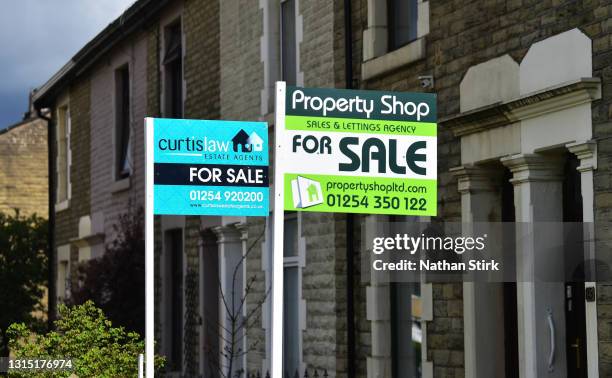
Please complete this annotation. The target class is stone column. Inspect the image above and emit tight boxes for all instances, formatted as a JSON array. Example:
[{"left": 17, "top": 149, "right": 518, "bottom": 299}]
[
  {"left": 199, "top": 230, "right": 219, "bottom": 377},
  {"left": 501, "top": 154, "right": 566, "bottom": 378},
  {"left": 213, "top": 224, "right": 245, "bottom": 376},
  {"left": 567, "top": 140, "right": 599, "bottom": 378},
  {"left": 235, "top": 222, "right": 249, "bottom": 373},
  {"left": 365, "top": 215, "right": 392, "bottom": 377},
  {"left": 451, "top": 165, "right": 506, "bottom": 378}
]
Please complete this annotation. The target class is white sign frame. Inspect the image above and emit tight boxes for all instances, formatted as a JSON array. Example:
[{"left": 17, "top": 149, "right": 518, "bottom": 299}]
[
  {"left": 271, "top": 81, "right": 286, "bottom": 378},
  {"left": 145, "top": 107, "right": 284, "bottom": 376},
  {"left": 145, "top": 118, "right": 154, "bottom": 377}
]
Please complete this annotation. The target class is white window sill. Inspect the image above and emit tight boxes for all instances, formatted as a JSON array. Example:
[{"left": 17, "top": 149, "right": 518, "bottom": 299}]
[
  {"left": 55, "top": 199, "right": 70, "bottom": 213},
  {"left": 362, "top": 37, "right": 426, "bottom": 81},
  {"left": 111, "top": 176, "right": 131, "bottom": 194}
]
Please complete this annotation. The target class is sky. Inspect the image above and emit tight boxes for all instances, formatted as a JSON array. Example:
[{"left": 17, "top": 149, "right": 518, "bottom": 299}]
[{"left": 0, "top": 0, "right": 135, "bottom": 128}]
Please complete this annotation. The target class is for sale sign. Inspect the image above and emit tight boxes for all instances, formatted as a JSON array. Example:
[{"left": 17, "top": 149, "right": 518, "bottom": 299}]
[
  {"left": 279, "top": 86, "right": 437, "bottom": 216},
  {"left": 148, "top": 118, "right": 269, "bottom": 216}
]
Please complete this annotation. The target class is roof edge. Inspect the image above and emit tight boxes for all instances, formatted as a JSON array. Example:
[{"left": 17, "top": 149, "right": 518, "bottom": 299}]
[{"left": 33, "top": 0, "right": 169, "bottom": 109}]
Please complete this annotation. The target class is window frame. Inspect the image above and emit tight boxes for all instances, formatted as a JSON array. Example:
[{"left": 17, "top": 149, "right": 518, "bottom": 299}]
[
  {"left": 55, "top": 101, "right": 71, "bottom": 209},
  {"left": 282, "top": 212, "right": 305, "bottom": 375},
  {"left": 362, "top": 0, "right": 429, "bottom": 80},
  {"left": 162, "top": 18, "right": 184, "bottom": 119},
  {"left": 164, "top": 227, "right": 184, "bottom": 373},
  {"left": 280, "top": 0, "right": 297, "bottom": 86},
  {"left": 56, "top": 244, "right": 71, "bottom": 303},
  {"left": 390, "top": 282, "right": 423, "bottom": 378},
  {"left": 387, "top": 0, "right": 419, "bottom": 52},
  {"left": 113, "top": 63, "right": 131, "bottom": 181}
]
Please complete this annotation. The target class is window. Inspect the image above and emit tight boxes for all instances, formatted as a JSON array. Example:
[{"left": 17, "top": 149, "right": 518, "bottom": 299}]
[
  {"left": 164, "top": 21, "right": 183, "bottom": 118},
  {"left": 283, "top": 214, "right": 298, "bottom": 257},
  {"left": 501, "top": 169, "right": 519, "bottom": 378},
  {"left": 115, "top": 65, "right": 131, "bottom": 180},
  {"left": 56, "top": 245, "right": 71, "bottom": 303},
  {"left": 387, "top": 0, "right": 418, "bottom": 51},
  {"left": 283, "top": 213, "right": 301, "bottom": 375},
  {"left": 57, "top": 260, "right": 70, "bottom": 301},
  {"left": 283, "top": 266, "right": 299, "bottom": 375},
  {"left": 390, "top": 283, "right": 422, "bottom": 378},
  {"left": 280, "top": 0, "right": 296, "bottom": 85},
  {"left": 165, "top": 229, "right": 184, "bottom": 372},
  {"left": 56, "top": 105, "right": 70, "bottom": 203}
]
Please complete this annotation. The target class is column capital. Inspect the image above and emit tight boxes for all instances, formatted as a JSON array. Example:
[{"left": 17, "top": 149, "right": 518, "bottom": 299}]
[
  {"left": 199, "top": 229, "right": 217, "bottom": 248},
  {"left": 567, "top": 140, "right": 597, "bottom": 172},
  {"left": 500, "top": 154, "right": 563, "bottom": 184},
  {"left": 212, "top": 224, "right": 242, "bottom": 243},
  {"left": 450, "top": 165, "right": 502, "bottom": 194},
  {"left": 234, "top": 222, "right": 249, "bottom": 241}
]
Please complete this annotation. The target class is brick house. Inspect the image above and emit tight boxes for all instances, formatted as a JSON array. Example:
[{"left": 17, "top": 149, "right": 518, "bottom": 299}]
[
  {"left": 0, "top": 95, "right": 48, "bottom": 218},
  {"left": 32, "top": 0, "right": 612, "bottom": 377}
]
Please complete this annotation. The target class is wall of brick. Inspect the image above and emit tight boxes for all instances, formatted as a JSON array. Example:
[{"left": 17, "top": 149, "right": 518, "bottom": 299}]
[
  {"left": 345, "top": 0, "right": 612, "bottom": 376},
  {"left": 42, "top": 0, "right": 612, "bottom": 375},
  {"left": 298, "top": 2, "right": 349, "bottom": 375},
  {"left": 52, "top": 79, "right": 91, "bottom": 292},
  {"left": 146, "top": 23, "right": 161, "bottom": 119},
  {"left": 217, "top": 0, "right": 351, "bottom": 374},
  {"left": 586, "top": 3, "right": 612, "bottom": 374},
  {"left": 183, "top": 0, "right": 221, "bottom": 370},
  {"left": 0, "top": 119, "right": 48, "bottom": 217},
  {"left": 218, "top": 0, "right": 267, "bottom": 373},
  {"left": 300, "top": 0, "right": 337, "bottom": 88},
  {"left": 345, "top": 0, "right": 463, "bottom": 374},
  {"left": 184, "top": 0, "right": 220, "bottom": 121},
  {"left": 89, "top": 33, "right": 148, "bottom": 243},
  {"left": 245, "top": 218, "right": 268, "bottom": 372},
  {"left": 219, "top": 0, "right": 263, "bottom": 121},
  {"left": 145, "top": 16, "right": 163, "bottom": 349}
]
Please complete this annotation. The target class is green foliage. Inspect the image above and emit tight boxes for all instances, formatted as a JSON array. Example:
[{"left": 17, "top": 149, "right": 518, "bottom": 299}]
[
  {"left": 7, "top": 301, "right": 164, "bottom": 377},
  {"left": 0, "top": 210, "right": 48, "bottom": 355},
  {"left": 70, "top": 207, "right": 145, "bottom": 337}
]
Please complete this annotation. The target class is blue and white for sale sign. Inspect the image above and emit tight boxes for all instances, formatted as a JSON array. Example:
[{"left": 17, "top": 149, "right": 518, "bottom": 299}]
[{"left": 148, "top": 118, "right": 269, "bottom": 216}]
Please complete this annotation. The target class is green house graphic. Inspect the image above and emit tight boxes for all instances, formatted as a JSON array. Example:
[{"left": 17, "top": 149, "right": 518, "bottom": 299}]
[
  {"left": 307, "top": 183, "right": 319, "bottom": 201},
  {"left": 291, "top": 176, "right": 323, "bottom": 209}
]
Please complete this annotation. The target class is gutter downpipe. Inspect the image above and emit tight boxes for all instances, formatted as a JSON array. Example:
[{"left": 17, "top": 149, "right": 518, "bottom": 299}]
[
  {"left": 344, "top": 0, "right": 356, "bottom": 376},
  {"left": 37, "top": 107, "right": 56, "bottom": 329}
]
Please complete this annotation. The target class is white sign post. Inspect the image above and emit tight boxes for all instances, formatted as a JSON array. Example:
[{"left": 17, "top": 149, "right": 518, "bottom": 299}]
[
  {"left": 145, "top": 118, "right": 154, "bottom": 377},
  {"left": 271, "top": 81, "right": 286, "bottom": 378},
  {"left": 144, "top": 117, "right": 270, "bottom": 377}
]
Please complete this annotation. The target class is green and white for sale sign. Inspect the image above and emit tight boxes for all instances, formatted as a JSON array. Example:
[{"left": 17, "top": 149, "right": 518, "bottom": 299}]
[{"left": 279, "top": 86, "right": 437, "bottom": 216}]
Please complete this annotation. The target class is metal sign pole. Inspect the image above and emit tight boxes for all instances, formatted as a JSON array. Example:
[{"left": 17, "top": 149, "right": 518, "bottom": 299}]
[
  {"left": 271, "top": 81, "right": 286, "bottom": 378},
  {"left": 138, "top": 353, "right": 144, "bottom": 378},
  {"left": 145, "top": 118, "right": 155, "bottom": 377}
]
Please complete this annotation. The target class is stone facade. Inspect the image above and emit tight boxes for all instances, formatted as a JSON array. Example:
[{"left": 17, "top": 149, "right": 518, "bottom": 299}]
[
  {"left": 34, "top": 0, "right": 612, "bottom": 377},
  {"left": 344, "top": 1, "right": 612, "bottom": 377},
  {"left": 0, "top": 117, "right": 48, "bottom": 217},
  {"left": 183, "top": 0, "right": 221, "bottom": 372},
  {"left": 89, "top": 31, "right": 148, "bottom": 246},
  {"left": 53, "top": 79, "right": 92, "bottom": 294}
]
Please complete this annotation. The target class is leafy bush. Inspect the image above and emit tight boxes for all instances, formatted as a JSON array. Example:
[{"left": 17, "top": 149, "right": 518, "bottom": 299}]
[
  {"left": 0, "top": 210, "right": 47, "bottom": 355},
  {"left": 70, "top": 207, "right": 145, "bottom": 337},
  {"left": 7, "top": 301, "right": 163, "bottom": 377}
]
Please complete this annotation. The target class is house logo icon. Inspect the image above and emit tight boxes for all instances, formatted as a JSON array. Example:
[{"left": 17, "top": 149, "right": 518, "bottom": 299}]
[
  {"left": 291, "top": 176, "right": 323, "bottom": 209},
  {"left": 231, "top": 129, "right": 264, "bottom": 153}
]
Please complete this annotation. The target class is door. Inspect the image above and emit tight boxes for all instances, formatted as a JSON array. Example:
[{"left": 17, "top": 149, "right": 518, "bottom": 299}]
[
  {"left": 565, "top": 282, "right": 587, "bottom": 377},
  {"left": 563, "top": 154, "right": 588, "bottom": 377}
]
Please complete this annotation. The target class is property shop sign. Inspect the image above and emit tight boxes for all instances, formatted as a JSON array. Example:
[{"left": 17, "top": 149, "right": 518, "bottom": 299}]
[
  {"left": 147, "top": 118, "right": 269, "bottom": 216},
  {"left": 278, "top": 86, "right": 437, "bottom": 215}
]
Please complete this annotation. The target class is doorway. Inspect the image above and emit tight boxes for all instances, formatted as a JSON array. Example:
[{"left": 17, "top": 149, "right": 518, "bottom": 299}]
[
  {"left": 501, "top": 168, "right": 519, "bottom": 377},
  {"left": 563, "top": 154, "right": 588, "bottom": 377}
]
